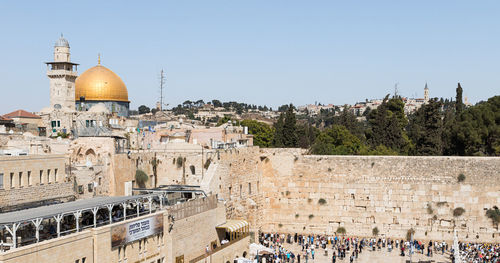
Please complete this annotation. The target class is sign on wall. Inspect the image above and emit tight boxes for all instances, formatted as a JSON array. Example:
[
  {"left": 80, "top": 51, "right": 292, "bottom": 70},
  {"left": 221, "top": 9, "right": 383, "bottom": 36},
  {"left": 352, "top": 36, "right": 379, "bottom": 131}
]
[{"left": 111, "top": 214, "right": 163, "bottom": 248}]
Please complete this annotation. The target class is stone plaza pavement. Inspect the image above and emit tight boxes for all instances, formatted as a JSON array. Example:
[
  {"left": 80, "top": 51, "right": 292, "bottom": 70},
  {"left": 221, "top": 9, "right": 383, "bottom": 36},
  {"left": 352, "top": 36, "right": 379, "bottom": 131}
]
[{"left": 280, "top": 243, "right": 451, "bottom": 263}]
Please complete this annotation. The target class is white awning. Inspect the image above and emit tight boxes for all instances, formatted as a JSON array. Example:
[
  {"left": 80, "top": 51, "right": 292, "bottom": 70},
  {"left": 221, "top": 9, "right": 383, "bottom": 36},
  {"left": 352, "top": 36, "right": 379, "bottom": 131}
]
[{"left": 216, "top": 219, "right": 249, "bottom": 232}]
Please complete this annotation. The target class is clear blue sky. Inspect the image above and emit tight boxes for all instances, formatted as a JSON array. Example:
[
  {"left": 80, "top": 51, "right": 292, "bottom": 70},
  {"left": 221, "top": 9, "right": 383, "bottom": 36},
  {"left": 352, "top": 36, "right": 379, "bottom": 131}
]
[{"left": 0, "top": 0, "right": 499, "bottom": 113}]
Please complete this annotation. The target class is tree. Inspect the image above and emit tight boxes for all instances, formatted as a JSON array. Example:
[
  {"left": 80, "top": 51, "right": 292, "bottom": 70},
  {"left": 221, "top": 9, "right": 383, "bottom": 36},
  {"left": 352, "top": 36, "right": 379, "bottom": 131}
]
[
  {"left": 408, "top": 98, "right": 444, "bottom": 155},
  {"left": 296, "top": 123, "right": 317, "bottom": 149},
  {"left": 241, "top": 120, "right": 274, "bottom": 148},
  {"left": 272, "top": 114, "right": 285, "bottom": 147},
  {"left": 456, "top": 83, "right": 464, "bottom": 114},
  {"left": 138, "top": 105, "right": 150, "bottom": 114},
  {"left": 282, "top": 104, "right": 298, "bottom": 147},
  {"left": 211, "top": 99, "right": 222, "bottom": 108},
  {"left": 366, "top": 95, "right": 412, "bottom": 154},
  {"left": 310, "top": 125, "right": 366, "bottom": 155}
]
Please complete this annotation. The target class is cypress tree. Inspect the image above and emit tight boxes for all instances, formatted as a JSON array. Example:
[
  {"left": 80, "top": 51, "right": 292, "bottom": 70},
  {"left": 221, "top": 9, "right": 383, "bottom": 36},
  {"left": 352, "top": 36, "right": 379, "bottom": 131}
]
[{"left": 282, "top": 104, "right": 298, "bottom": 147}]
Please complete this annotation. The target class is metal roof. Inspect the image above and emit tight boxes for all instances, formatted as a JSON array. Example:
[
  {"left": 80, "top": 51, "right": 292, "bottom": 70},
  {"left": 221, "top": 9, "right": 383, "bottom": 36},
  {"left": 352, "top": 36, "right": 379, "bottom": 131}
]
[{"left": 0, "top": 194, "right": 155, "bottom": 225}]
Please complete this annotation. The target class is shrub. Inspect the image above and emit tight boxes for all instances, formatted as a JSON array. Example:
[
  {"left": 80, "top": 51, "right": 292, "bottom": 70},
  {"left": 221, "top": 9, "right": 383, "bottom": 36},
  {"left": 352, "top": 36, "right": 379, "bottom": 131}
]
[
  {"left": 135, "top": 169, "right": 149, "bottom": 188},
  {"left": 318, "top": 198, "right": 327, "bottom": 205},
  {"left": 285, "top": 191, "right": 290, "bottom": 196},
  {"left": 406, "top": 228, "right": 415, "bottom": 240},
  {"left": 486, "top": 207, "right": 500, "bottom": 229},
  {"left": 336, "top": 227, "right": 346, "bottom": 235},
  {"left": 295, "top": 214, "right": 299, "bottom": 219},
  {"left": 176, "top": 156, "right": 183, "bottom": 168},
  {"left": 308, "top": 214, "right": 314, "bottom": 220},
  {"left": 457, "top": 173, "right": 466, "bottom": 183},
  {"left": 57, "top": 132, "right": 69, "bottom": 138},
  {"left": 427, "top": 203, "right": 434, "bottom": 214},
  {"left": 372, "top": 227, "right": 379, "bottom": 236},
  {"left": 437, "top": 201, "right": 447, "bottom": 207},
  {"left": 278, "top": 223, "right": 283, "bottom": 228},
  {"left": 453, "top": 207, "right": 466, "bottom": 217},
  {"left": 204, "top": 158, "right": 212, "bottom": 169}
]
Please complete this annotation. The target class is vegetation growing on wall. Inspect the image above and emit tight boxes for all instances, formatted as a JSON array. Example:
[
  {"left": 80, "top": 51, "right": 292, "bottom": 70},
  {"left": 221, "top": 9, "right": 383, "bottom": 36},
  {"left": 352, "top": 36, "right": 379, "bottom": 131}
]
[
  {"left": 453, "top": 207, "right": 466, "bottom": 217},
  {"left": 457, "top": 173, "right": 466, "bottom": 183},
  {"left": 135, "top": 169, "right": 148, "bottom": 188},
  {"left": 486, "top": 206, "right": 500, "bottom": 229}
]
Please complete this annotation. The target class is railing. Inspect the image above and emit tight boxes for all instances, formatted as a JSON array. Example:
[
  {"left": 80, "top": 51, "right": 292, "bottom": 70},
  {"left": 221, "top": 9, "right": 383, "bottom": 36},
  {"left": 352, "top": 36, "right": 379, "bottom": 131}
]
[
  {"left": 189, "top": 233, "right": 250, "bottom": 263},
  {"left": 167, "top": 195, "right": 217, "bottom": 220}
]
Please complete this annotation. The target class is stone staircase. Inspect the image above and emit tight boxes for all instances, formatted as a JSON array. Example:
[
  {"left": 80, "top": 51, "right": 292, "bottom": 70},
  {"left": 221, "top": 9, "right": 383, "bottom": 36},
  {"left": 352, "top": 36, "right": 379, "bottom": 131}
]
[{"left": 200, "top": 161, "right": 219, "bottom": 195}]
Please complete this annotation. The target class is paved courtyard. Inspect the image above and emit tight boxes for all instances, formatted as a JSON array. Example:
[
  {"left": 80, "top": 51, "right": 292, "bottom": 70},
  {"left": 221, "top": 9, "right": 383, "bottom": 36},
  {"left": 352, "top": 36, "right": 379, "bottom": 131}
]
[{"left": 279, "top": 242, "right": 451, "bottom": 263}]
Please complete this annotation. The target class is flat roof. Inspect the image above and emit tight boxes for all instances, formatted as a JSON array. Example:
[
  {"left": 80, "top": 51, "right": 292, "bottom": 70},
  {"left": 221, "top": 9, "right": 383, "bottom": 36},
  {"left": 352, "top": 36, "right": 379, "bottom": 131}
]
[{"left": 0, "top": 194, "right": 155, "bottom": 225}]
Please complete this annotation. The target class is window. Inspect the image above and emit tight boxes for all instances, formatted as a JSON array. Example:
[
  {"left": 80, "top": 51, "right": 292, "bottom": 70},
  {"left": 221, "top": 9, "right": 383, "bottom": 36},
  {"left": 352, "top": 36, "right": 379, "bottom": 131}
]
[
  {"left": 98, "top": 177, "right": 102, "bottom": 185},
  {"left": 248, "top": 182, "right": 251, "bottom": 195},
  {"left": 228, "top": 186, "right": 232, "bottom": 197},
  {"left": 240, "top": 184, "right": 242, "bottom": 198},
  {"left": 57, "top": 121, "right": 60, "bottom": 127},
  {"left": 0, "top": 173, "right": 3, "bottom": 189},
  {"left": 47, "top": 169, "right": 51, "bottom": 183},
  {"left": 88, "top": 183, "right": 93, "bottom": 192},
  {"left": 10, "top": 173, "right": 14, "bottom": 188},
  {"left": 54, "top": 169, "right": 58, "bottom": 182},
  {"left": 18, "top": 172, "right": 22, "bottom": 187},
  {"left": 39, "top": 170, "right": 43, "bottom": 184},
  {"left": 82, "top": 257, "right": 86, "bottom": 263},
  {"left": 28, "top": 171, "right": 31, "bottom": 186}
]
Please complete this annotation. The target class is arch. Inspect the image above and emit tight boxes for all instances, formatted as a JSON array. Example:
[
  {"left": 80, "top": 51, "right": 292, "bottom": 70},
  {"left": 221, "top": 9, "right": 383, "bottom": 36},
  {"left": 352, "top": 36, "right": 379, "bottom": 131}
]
[{"left": 85, "top": 148, "right": 97, "bottom": 164}]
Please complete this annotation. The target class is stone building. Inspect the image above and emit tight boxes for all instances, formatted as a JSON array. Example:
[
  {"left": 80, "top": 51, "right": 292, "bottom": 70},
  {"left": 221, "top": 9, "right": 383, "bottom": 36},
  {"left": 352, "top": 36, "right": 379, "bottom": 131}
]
[
  {"left": 0, "top": 194, "right": 250, "bottom": 263},
  {"left": 0, "top": 154, "right": 75, "bottom": 212}
]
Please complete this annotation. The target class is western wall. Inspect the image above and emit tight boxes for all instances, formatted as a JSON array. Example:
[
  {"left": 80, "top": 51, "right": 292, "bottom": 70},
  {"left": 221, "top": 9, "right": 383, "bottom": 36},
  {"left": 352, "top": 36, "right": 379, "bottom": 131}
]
[
  {"left": 257, "top": 149, "right": 500, "bottom": 242},
  {"left": 106, "top": 146, "right": 500, "bottom": 242}
]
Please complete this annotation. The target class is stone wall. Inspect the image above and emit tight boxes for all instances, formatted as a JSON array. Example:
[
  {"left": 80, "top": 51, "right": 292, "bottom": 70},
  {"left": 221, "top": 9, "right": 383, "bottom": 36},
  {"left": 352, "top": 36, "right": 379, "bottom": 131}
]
[
  {"left": 258, "top": 149, "right": 500, "bottom": 242},
  {"left": 0, "top": 154, "right": 75, "bottom": 211}
]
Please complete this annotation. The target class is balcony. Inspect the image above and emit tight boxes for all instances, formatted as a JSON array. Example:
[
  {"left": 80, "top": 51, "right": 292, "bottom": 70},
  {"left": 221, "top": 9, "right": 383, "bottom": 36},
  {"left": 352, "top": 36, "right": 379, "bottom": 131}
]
[{"left": 47, "top": 70, "right": 78, "bottom": 77}]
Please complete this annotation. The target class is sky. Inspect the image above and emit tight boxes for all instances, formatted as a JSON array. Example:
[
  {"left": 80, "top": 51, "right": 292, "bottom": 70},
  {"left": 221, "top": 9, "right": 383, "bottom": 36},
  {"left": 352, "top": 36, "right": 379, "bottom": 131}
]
[{"left": 0, "top": 0, "right": 499, "bottom": 113}]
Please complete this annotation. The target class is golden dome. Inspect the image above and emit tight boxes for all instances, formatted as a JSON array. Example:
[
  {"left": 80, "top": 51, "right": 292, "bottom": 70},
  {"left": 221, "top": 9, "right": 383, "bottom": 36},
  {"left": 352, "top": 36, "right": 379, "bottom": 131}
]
[{"left": 75, "top": 63, "right": 129, "bottom": 102}]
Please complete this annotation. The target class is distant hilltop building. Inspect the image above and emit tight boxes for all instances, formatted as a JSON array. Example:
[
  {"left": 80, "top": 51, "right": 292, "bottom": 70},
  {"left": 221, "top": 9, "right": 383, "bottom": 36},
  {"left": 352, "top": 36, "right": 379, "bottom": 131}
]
[{"left": 352, "top": 84, "right": 431, "bottom": 116}]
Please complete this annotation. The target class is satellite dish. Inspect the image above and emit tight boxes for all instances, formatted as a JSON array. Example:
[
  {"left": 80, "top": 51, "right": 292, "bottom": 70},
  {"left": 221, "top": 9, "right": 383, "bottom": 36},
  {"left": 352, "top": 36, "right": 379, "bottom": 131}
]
[{"left": 54, "top": 104, "right": 62, "bottom": 109}]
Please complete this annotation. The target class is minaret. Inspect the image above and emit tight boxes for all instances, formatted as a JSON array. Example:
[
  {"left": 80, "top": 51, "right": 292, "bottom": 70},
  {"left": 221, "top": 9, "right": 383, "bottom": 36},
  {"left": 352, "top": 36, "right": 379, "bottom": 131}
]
[
  {"left": 46, "top": 34, "right": 79, "bottom": 111},
  {"left": 424, "top": 83, "right": 429, "bottom": 103}
]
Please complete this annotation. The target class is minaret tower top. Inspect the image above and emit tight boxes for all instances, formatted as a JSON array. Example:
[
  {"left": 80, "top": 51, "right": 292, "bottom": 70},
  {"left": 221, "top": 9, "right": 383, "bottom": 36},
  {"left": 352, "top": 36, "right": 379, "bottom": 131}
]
[{"left": 46, "top": 34, "right": 79, "bottom": 111}]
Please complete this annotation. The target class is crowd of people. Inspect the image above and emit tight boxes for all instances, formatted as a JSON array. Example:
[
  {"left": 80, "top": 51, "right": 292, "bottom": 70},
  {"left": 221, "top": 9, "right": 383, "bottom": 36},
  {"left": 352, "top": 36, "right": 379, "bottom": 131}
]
[
  {"left": 457, "top": 242, "right": 499, "bottom": 262},
  {"left": 256, "top": 232, "right": 456, "bottom": 263}
]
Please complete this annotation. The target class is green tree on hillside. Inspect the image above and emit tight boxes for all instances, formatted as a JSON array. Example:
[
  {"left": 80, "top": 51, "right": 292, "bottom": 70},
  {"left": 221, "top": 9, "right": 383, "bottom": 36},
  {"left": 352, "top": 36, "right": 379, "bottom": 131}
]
[
  {"left": 273, "top": 114, "right": 285, "bottom": 147},
  {"left": 282, "top": 104, "right": 298, "bottom": 147},
  {"left": 310, "top": 125, "right": 365, "bottom": 155},
  {"left": 408, "top": 98, "right": 444, "bottom": 155},
  {"left": 366, "top": 95, "right": 412, "bottom": 154},
  {"left": 241, "top": 120, "right": 274, "bottom": 148}
]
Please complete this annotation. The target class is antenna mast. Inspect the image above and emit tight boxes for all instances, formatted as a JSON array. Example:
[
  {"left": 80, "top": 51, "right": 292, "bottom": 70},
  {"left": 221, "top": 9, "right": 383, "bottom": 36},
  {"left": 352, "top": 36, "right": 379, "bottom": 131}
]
[{"left": 159, "top": 69, "right": 166, "bottom": 111}]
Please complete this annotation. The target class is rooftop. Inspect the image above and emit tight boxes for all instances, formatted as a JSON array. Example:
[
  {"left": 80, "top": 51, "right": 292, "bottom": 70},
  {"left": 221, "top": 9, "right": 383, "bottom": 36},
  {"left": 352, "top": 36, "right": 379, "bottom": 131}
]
[
  {"left": 0, "top": 194, "right": 155, "bottom": 225},
  {"left": 3, "top": 110, "right": 41, "bottom": 119}
]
